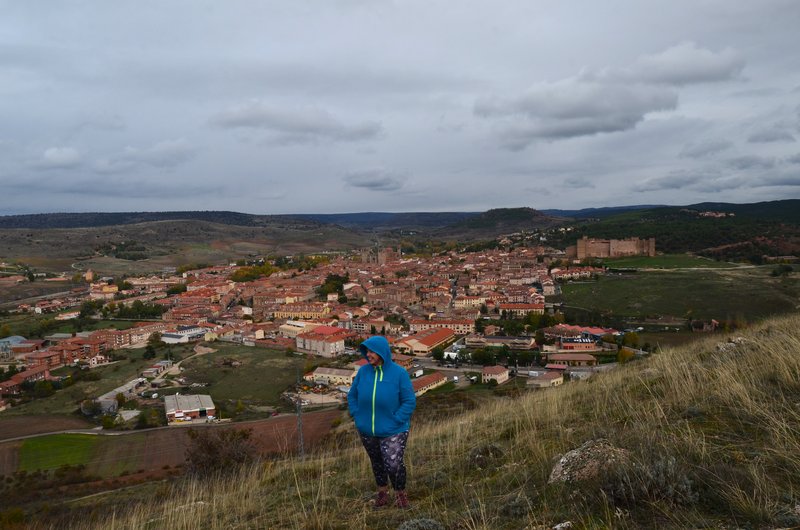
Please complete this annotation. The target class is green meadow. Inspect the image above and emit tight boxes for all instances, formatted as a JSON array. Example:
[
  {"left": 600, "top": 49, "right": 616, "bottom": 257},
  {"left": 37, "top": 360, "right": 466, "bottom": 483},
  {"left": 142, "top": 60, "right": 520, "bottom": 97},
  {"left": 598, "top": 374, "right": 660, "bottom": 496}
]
[
  {"left": 19, "top": 434, "right": 99, "bottom": 472},
  {"left": 601, "top": 254, "right": 739, "bottom": 269},
  {"left": 559, "top": 265, "right": 800, "bottom": 324}
]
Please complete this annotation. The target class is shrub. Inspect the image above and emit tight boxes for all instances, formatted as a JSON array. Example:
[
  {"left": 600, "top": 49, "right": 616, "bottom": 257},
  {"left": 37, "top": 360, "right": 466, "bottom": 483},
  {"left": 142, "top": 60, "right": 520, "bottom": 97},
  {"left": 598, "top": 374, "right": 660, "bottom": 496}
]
[
  {"left": 601, "top": 455, "right": 698, "bottom": 508},
  {"left": 184, "top": 428, "right": 256, "bottom": 478}
]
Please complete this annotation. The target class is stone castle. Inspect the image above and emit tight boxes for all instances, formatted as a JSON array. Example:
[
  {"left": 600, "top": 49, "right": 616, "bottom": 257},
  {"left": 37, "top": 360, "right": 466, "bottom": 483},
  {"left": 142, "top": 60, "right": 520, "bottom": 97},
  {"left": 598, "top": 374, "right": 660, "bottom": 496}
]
[{"left": 566, "top": 236, "right": 656, "bottom": 260}]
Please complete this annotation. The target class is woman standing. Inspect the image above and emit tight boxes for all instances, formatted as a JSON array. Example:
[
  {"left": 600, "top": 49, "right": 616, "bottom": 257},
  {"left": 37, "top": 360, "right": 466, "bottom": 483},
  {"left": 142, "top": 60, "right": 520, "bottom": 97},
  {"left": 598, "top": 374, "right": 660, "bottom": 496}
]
[{"left": 348, "top": 335, "right": 416, "bottom": 509}]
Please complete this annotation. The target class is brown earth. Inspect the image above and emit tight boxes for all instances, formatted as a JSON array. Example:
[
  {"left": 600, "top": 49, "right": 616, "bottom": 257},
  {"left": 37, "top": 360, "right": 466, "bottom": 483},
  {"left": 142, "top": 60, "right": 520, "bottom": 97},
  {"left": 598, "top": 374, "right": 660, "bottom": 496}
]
[
  {"left": 0, "top": 220, "right": 370, "bottom": 276},
  {"left": 0, "top": 409, "right": 341, "bottom": 477},
  {"left": 0, "top": 441, "right": 20, "bottom": 474},
  {"left": 0, "top": 415, "right": 94, "bottom": 441}
]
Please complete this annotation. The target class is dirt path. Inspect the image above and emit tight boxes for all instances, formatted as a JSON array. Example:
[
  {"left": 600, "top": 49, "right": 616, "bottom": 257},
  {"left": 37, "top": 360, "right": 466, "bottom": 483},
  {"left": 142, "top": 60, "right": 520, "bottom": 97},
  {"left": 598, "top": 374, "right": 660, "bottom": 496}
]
[{"left": 153, "top": 343, "right": 216, "bottom": 383}]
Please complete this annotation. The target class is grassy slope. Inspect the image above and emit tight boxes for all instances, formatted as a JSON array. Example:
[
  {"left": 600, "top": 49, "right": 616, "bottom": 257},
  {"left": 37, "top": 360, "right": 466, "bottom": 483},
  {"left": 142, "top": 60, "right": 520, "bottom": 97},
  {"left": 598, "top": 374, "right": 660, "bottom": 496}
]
[
  {"left": 560, "top": 267, "right": 800, "bottom": 323},
  {"left": 178, "top": 344, "right": 309, "bottom": 405},
  {"left": 62, "top": 312, "right": 800, "bottom": 529},
  {"left": 601, "top": 254, "right": 738, "bottom": 269}
]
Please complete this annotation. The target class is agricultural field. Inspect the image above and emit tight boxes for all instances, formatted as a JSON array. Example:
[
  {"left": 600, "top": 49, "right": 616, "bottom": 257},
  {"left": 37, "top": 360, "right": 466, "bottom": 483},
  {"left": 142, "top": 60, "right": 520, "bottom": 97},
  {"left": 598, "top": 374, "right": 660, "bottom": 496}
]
[
  {"left": 19, "top": 434, "right": 100, "bottom": 472},
  {"left": 0, "top": 281, "right": 76, "bottom": 309},
  {"left": 1, "top": 409, "right": 341, "bottom": 478},
  {"left": 601, "top": 254, "right": 740, "bottom": 269},
  {"left": 559, "top": 265, "right": 800, "bottom": 325},
  {"left": 176, "top": 343, "right": 313, "bottom": 406},
  {"left": 50, "top": 319, "right": 143, "bottom": 334}
]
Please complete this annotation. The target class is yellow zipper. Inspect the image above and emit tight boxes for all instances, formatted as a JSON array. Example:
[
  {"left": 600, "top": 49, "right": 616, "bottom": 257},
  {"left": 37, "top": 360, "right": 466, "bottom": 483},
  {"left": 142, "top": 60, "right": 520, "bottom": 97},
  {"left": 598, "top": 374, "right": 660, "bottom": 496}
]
[{"left": 371, "top": 365, "right": 383, "bottom": 435}]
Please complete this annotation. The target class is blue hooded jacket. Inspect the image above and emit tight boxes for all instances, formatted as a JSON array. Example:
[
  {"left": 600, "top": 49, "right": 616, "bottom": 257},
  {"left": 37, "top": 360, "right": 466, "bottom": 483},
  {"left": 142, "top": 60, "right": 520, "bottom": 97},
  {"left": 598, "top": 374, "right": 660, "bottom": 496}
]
[{"left": 348, "top": 336, "right": 416, "bottom": 437}]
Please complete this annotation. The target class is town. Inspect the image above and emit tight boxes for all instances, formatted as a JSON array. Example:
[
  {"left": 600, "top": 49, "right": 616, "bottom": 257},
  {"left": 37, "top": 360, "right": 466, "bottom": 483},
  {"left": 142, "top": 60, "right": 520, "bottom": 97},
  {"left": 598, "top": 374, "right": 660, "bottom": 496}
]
[{"left": 0, "top": 236, "right": 661, "bottom": 428}]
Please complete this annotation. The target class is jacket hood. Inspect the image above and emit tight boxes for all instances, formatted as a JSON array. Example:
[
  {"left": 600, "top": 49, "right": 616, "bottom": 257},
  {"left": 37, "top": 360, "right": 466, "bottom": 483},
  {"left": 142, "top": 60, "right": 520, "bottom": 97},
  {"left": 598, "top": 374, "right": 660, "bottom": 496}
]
[{"left": 359, "top": 336, "right": 392, "bottom": 365}]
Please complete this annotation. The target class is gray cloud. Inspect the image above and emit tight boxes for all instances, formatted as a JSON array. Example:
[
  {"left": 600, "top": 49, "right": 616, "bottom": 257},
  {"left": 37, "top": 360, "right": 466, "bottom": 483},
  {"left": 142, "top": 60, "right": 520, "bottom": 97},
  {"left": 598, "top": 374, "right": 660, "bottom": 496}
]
[
  {"left": 94, "top": 138, "right": 196, "bottom": 174},
  {"left": 476, "top": 79, "right": 677, "bottom": 147},
  {"left": 748, "top": 128, "right": 796, "bottom": 143},
  {"left": 343, "top": 169, "right": 405, "bottom": 191},
  {"left": 727, "top": 155, "right": 775, "bottom": 170},
  {"left": 474, "top": 42, "right": 749, "bottom": 150},
  {"left": 2, "top": 2, "right": 799, "bottom": 214},
  {"left": 680, "top": 139, "right": 733, "bottom": 158},
  {"left": 35, "top": 147, "right": 82, "bottom": 170},
  {"left": 633, "top": 171, "right": 703, "bottom": 192},
  {"left": 760, "top": 174, "right": 800, "bottom": 187},
  {"left": 210, "top": 101, "right": 382, "bottom": 144},
  {"left": 563, "top": 176, "right": 595, "bottom": 188},
  {"left": 629, "top": 42, "right": 745, "bottom": 85}
]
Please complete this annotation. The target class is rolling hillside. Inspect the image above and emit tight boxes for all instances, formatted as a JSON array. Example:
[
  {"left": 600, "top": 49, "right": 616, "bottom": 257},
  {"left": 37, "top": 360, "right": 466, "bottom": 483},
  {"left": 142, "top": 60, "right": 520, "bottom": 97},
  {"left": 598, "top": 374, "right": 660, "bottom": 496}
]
[
  {"left": 23, "top": 312, "right": 800, "bottom": 529},
  {"left": 549, "top": 200, "right": 800, "bottom": 261}
]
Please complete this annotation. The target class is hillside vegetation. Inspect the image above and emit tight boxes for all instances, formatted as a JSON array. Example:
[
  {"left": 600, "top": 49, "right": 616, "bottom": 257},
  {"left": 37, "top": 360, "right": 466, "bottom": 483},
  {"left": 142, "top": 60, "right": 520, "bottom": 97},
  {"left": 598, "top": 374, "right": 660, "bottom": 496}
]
[
  {"left": 0, "top": 219, "right": 369, "bottom": 274},
  {"left": 546, "top": 200, "right": 800, "bottom": 262},
  {"left": 47, "top": 313, "right": 800, "bottom": 529}
]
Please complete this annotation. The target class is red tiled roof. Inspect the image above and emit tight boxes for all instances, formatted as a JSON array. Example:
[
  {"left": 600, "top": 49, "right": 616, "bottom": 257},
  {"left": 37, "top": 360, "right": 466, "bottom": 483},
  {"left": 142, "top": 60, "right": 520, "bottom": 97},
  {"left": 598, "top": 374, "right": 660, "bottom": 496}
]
[
  {"left": 548, "top": 353, "right": 596, "bottom": 361},
  {"left": 412, "top": 372, "right": 446, "bottom": 391}
]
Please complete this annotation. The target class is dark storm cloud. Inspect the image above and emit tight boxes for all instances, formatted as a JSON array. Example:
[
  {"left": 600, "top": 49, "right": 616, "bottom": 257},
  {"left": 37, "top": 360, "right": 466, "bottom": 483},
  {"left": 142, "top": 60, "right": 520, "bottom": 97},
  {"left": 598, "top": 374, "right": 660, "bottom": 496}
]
[
  {"left": 210, "top": 101, "right": 382, "bottom": 144},
  {"left": 343, "top": 169, "right": 405, "bottom": 191},
  {"left": 748, "top": 128, "right": 796, "bottom": 143}
]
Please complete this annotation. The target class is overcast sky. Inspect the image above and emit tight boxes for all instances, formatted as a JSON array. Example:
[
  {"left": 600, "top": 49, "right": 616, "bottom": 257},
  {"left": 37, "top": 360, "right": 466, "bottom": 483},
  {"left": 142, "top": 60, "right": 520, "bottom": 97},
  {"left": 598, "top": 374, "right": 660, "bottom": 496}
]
[{"left": 2, "top": 0, "right": 799, "bottom": 215}]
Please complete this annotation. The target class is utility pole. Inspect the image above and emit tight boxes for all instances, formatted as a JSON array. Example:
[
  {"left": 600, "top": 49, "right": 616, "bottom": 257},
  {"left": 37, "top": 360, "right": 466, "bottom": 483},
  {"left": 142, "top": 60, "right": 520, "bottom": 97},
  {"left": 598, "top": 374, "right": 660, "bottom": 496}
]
[{"left": 295, "top": 368, "right": 304, "bottom": 458}]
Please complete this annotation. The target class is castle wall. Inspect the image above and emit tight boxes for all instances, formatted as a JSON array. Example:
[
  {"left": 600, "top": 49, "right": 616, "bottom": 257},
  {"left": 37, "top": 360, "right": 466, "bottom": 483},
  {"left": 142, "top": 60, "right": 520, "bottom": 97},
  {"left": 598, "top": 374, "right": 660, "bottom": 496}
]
[{"left": 575, "top": 237, "right": 655, "bottom": 259}]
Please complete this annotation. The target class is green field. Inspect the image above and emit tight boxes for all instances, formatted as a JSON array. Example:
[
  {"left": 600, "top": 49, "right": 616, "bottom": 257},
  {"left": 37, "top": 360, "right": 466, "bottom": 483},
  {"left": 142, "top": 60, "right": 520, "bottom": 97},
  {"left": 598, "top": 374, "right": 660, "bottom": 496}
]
[
  {"left": 602, "top": 254, "right": 740, "bottom": 269},
  {"left": 559, "top": 266, "right": 800, "bottom": 325},
  {"left": 51, "top": 319, "right": 144, "bottom": 334},
  {"left": 19, "top": 434, "right": 100, "bottom": 472},
  {"left": 178, "top": 343, "right": 311, "bottom": 405}
]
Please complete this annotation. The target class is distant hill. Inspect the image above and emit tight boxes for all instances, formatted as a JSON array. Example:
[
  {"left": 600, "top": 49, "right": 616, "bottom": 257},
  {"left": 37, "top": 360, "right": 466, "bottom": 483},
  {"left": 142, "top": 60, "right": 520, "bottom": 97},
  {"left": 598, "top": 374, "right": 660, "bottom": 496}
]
[
  {"left": 0, "top": 218, "right": 370, "bottom": 274},
  {"left": 541, "top": 205, "right": 664, "bottom": 219},
  {"left": 549, "top": 199, "right": 800, "bottom": 260},
  {"left": 291, "top": 211, "right": 480, "bottom": 229},
  {"left": 434, "top": 207, "right": 566, "bottom": 239},
  {"left": 0, "top": 210, "right": 483, "bottom": 231},
  {"left": 0, "top": 211, "right": 276, "bottom": 229},
  {"left": 685, "top": 200, "right": 800, "bottom": 223}
]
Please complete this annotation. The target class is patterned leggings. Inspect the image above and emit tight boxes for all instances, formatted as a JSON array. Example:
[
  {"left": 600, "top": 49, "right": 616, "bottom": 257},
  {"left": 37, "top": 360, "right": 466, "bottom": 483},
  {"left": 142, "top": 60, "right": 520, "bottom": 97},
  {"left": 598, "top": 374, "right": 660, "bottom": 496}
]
[{"left": 359, "top": 431, "right": 409, "bottom": 491}]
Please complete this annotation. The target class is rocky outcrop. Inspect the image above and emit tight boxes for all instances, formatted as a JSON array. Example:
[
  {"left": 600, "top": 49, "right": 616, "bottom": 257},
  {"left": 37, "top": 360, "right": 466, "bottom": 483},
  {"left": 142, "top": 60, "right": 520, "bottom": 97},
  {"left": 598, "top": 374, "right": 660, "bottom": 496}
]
[{"left": 548, "top": 439, "right": 630, "bottom": 484}]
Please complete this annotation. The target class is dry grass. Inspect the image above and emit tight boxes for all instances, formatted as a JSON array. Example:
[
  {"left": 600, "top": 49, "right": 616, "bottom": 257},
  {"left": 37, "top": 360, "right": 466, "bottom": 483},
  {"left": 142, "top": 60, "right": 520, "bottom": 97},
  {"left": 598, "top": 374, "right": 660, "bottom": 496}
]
[{"left": 46, "top": 313, "right": 800, "bottom": 529}]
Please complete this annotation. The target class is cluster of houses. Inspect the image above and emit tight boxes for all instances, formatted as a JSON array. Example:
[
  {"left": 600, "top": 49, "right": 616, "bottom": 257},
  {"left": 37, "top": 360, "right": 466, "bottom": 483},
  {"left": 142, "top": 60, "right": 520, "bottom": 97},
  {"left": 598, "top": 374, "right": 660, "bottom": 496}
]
[{"left": 2, "top": 245, "right": 620, "bottom": 406}]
